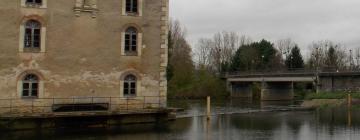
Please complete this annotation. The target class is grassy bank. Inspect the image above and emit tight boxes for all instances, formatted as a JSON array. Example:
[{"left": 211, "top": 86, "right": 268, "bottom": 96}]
[{"left": 305, "top": 92, "right": 360, "bottom": 100}]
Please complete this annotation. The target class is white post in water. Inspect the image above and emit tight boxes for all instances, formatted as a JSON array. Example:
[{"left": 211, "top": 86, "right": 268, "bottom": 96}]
[{"left": 207, "top": 96, "right": 211, "bottom": 120}]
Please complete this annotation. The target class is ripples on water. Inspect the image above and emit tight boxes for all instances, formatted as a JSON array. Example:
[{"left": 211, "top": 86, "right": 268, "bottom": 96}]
[{"left": 1, "top": 99, "right": 360, "bottom": 140}]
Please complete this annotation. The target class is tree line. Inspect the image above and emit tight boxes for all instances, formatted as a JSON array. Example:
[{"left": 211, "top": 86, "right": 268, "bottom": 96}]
[
  {"left": 167, "top": 19, "right": 360, "bottom": 98},
  {"left": 196, "top": 34, "right": 360, "bottom": 73},
  {"left": 167, "top": 20, "right": 227, "bottom": 98}
]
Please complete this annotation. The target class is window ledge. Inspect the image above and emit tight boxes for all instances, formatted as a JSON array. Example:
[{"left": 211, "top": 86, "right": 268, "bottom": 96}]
[
  {"left": 23, "top": 48, "right": 42, "bottom": 53},
  {"left": 23, "top": 4, "right": 47, "bottom": 9},
  {"left": 21, "top": 96, "right": 39, "bottom": 100},
  {"left": 124, "top": 95, "right": 137, "bottom": 99},
  {"left": 124, "top": 52, "right": 139, "bottom": 56},
  {"left": 124, "top": 13, "right": 141, "bottom": 17}
]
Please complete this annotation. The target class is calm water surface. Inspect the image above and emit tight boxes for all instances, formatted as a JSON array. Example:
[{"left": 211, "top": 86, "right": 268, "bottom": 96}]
[{"left": 1, "top": 99, "right": 360, "bottom": 140}]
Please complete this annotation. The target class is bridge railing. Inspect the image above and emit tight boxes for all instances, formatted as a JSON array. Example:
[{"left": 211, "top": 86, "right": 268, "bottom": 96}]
[
  {"left": 224, "top": 69, "right": 317, "bottom": 77},
  {"left": 224, "top": 69, "right": 360, "bottom": 77}
]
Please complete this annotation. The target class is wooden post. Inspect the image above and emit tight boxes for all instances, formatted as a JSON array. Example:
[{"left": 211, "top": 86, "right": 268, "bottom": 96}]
[
  {"left": 348, "top": 94, "right": 352, "bottom": 127},
  {"left": 207, "top": 96, "right": 211, "bottom": 120},
  {"left": 348, "top": 94, "right": 352, "bottom": 108}
]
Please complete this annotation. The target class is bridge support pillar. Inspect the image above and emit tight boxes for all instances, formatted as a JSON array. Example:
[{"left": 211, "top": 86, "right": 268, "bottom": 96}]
[
  {"left": 261, "top": 82, "right": 294, "bottom": 101},
  {"left": 230, "top": 82, "right": 253, "bottom": 98}
]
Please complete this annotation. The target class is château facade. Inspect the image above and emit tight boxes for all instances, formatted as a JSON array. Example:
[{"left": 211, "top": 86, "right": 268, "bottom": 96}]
[{"left": 0, "top": 0, "right": 169, "bottom": 114}]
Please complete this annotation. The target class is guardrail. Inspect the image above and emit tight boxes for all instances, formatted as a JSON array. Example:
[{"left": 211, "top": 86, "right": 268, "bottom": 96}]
[
  {"left": 224, "top": 69, "right": 317, "bottom": 77},
  {"left": 224, "top": 69, "right": 360, "bottom": 77},
  {"left": 0, "top": 96, "right": 167, "bottom": 116}
]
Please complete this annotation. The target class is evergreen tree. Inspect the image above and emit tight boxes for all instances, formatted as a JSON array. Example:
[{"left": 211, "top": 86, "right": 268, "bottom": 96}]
[
  {"left": 230, "top": 39, "right": 282, "bottom": 72},
  {"left": 325, "top": 46, "right": 337, "bottom": 69},
  {"left": 285, "top": 45, "right": 304, "bottom": 70}
]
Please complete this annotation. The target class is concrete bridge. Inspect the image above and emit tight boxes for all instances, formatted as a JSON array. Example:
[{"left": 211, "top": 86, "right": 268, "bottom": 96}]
[{"left": 224, "top": 70, "right": 360, "bottom": 100}]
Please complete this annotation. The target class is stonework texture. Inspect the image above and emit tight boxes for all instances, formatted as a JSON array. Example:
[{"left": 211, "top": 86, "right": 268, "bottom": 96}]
[{"left": 0, "top": 0, "right": 168, "bottom": 113}]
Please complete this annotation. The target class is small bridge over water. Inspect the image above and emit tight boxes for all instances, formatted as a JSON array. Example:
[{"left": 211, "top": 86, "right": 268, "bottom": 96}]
[{"left": 224, "top": 70, "right": 360, "bottom": 100}]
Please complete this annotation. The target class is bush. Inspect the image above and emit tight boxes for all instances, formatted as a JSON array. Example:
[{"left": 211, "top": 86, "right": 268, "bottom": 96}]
[{"left": 168, "top": 69, "right": 229, "bottom": 99}]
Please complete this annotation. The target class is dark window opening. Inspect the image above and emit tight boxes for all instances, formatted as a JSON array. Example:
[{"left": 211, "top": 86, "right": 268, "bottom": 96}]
[
  {"left": 52, "top": 103, "right": 109, "bottom": 112},
  {"left": 124, "top": 27, "right": 137, "bottom": 55},
  {"left": 24, "top": 20, "right": 41, "bottom": 52},
  {"left": 26, "top": 0, "right": 42, "bottom": 6},
  {"left": 22, "top": 74, "right": 39, "bottom": 98},
  {"left": 124, "top": 74, "right": 137, "bottom": 97},
  {"left": 126, "top": 0, "right": 138, "bottom": 14}
]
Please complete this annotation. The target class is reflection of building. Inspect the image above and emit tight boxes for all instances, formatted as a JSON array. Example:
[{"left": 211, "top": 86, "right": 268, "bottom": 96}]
[{"left": 0, "top": 0, "right": 169, "bottom": 115}]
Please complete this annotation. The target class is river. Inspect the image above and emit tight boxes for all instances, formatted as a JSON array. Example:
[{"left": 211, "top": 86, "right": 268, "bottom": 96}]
[{"left": 1, "top": 99, "right": 360, "bottom": 140}]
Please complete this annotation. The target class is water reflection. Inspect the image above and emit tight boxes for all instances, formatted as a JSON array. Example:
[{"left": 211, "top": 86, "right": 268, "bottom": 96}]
[{"left": 1, "top": 100, "right": 360, "bottom": 140}]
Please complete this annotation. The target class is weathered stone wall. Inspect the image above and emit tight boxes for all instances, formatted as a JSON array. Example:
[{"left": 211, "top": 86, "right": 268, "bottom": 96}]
[{"left": 0, "top": 0, "right": 168, "bottom": 112}]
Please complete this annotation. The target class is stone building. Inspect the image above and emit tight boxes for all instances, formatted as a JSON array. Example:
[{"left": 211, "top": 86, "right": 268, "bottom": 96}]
[{"left": 0, "top": 0, "right": 169, "bottom": 114}]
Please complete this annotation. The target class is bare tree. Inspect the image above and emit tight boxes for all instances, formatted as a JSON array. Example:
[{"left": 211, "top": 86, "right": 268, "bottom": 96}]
[
  {"left": 195, "top": 31, "right": 247, "bottom": 73},
  {"left": 167, "top": 19, "right": 194, "bottom": 85},
  {"left": 307, "top": 40, "right": 348, "bottom": 70},
  {"left": 355, "top": 48, "right": 360, "bottom": 70},
  {"left": 239, "top": 35, "right": 252, "bottom": 46},
  {"left": 275, "top": 38, "right": 296, "bottom": 59},
  {"left": 195, "top": 38, "right": 213, "bottom": 69}
]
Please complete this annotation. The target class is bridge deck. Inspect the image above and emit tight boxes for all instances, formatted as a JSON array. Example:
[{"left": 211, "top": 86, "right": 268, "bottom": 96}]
[{"left": 225, "top": 71, "right": 360, "bottom": 82}]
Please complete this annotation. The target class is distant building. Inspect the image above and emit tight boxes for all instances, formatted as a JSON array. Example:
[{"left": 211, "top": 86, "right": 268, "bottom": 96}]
[{"left": 0, "top": 0, "right": 169, "bottom": 114}]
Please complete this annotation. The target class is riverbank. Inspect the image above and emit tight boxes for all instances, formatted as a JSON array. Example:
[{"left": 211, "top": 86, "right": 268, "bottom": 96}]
[
  {"left": 301, "top": 92, "right": 360, "bottom": 108},
  {"left": 305, "top": 92, "right": 360, "bottom": 100},
  {"left": 301, "top": 99, "right": 345, "bottom": 108}
]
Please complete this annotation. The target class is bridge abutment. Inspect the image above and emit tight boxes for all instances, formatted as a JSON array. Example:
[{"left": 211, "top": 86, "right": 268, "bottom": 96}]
[
  {"left": 261, "top": 82, "right": 294, "bottom": 101},
  {"left": 230, "top": 82, "right": 253, "bottom": 98}
]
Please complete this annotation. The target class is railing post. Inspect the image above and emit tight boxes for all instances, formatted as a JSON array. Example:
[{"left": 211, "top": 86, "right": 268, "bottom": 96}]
[
  {"left": 109, "top": 97, "right": 112, "bottom": 112},
  {"left": 91, "top": 97, "right": 94, "bottom": 111},
  {"left": 10, "top": 99, "right": 12, "bottom": 114},
  {"left": 73, "top": 97, "right": 75, "bottom": 112},
  {"left": 143, "top": 96, "right": 145, "bottom": 110},
  {"left": 52, "top": 98, "right": 55, "bottom": 111},
  {"left": 31, "top": 99, "right": 34, "bottom": 114},
  {"left": 158, "top": 96, "right": 160, "bottom": 108},
  {"left": 126, "top": 98, "right": 128, "bottom": 112}
]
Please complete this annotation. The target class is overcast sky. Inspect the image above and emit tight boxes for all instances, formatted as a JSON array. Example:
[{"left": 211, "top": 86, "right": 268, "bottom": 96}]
[{"left": 170, "top": 0, "right": 360, "bottom": 52}]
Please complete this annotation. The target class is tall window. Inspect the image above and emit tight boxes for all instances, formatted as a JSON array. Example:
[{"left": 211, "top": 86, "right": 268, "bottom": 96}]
[
  {"left": 22, "top": 74, "right": 39, "bottom": 98},
  {"left": 126, "top": 0, "right": 138, "bottom": 14},
  {"left": 125, "top": 27, "right": 137, "bottom": 54},
  {"left": 124, "top": 74, "right": 137, "bottom": 97},
  {"left": 24, "top": 20, "right": 41, "bottom": 50},
  {"left": 26, "top": 0, "right": 42, "bottom": 5}
]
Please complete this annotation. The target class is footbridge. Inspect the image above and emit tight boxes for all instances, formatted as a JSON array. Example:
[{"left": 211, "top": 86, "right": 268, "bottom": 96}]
[{"left": 224, "top": 70, "right": 360, "bottom": 100}]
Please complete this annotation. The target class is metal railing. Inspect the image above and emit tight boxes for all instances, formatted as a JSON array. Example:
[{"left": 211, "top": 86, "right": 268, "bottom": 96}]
[
  {"left": 0, "top": 96, "right": 167, "bottom": 116},
  {"left": 224, "top": 69, "right": 317, "bottom": 77},
  {"left": 224, "top": 68, "right": 360, "bottom": 77}
]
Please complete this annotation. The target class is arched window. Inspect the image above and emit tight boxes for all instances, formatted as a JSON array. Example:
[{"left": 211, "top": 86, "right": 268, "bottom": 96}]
[
  {"left": 24, "top": 20, "right": 41, "bottom": 50},
  {"left": 126, "top": 0, "right": 138, "bottom": 14},
  {"left": 26, "top": 0, "right": 42, "bottom": 5},
  {"left": 125, "top": 27, "right": 137, "bottom": 54},
  {"left": 22, "top": 74, "right": 39, "bottom": 98},
  {"left": 123, "top": 74, "right": 137, "bottom": 96}
]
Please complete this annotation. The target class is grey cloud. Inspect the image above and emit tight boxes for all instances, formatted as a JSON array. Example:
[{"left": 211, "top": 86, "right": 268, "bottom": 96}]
[{"left": 170, "top": 0, "right": 360, "bottom": 50}]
